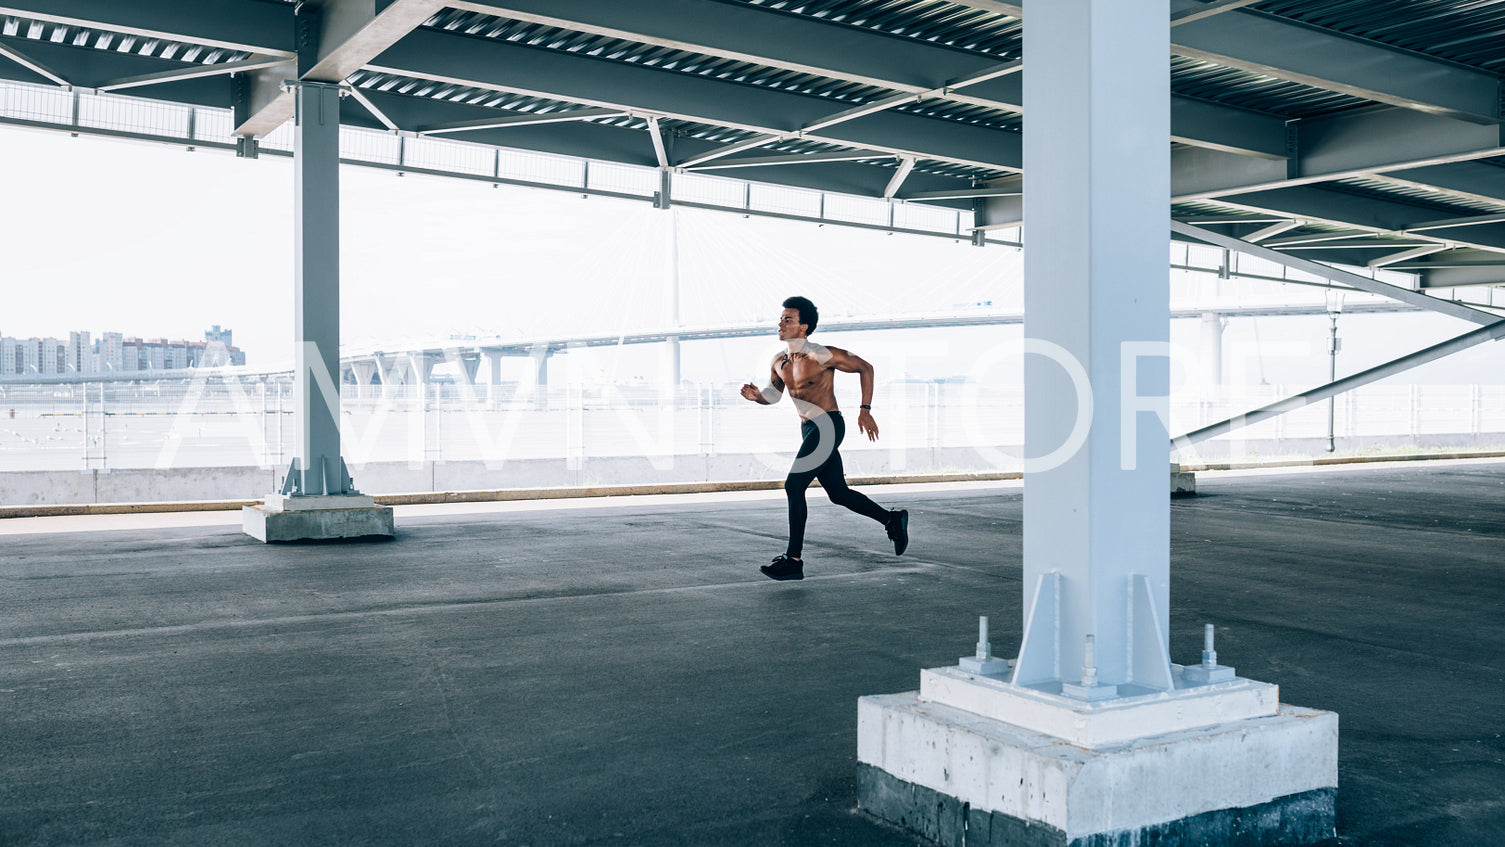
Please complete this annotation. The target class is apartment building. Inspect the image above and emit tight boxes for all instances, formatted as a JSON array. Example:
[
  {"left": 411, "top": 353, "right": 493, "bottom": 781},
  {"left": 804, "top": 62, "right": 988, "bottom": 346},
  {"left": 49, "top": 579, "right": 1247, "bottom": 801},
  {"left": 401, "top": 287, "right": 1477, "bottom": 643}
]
[{"left": 0, "top": 327, "right": 246, "bottom": 376}]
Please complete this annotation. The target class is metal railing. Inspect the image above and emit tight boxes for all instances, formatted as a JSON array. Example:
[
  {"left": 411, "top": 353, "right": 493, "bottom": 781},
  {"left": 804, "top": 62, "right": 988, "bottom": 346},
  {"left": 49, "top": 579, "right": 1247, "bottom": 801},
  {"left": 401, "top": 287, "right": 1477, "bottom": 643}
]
[{"left": 2, "top": 377, "right": 1502, "bottom": 477}]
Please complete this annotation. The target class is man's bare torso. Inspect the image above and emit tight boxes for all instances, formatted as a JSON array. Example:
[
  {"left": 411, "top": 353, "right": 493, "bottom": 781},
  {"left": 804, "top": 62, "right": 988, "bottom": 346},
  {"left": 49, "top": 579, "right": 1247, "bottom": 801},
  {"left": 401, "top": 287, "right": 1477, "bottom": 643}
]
[{"left": 776, "top": 347, "right": 839, "bottom": 419}]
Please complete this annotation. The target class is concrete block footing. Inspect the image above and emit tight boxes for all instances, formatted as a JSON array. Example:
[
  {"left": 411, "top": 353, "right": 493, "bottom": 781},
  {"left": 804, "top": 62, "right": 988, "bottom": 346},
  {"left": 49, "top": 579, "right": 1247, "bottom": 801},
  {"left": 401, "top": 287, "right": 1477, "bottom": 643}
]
[
  {"left": 857, "top": 676, "right": 1338, "bottom": 846},
  {"left": 242, "top": 493, "right": 394, "bottom": 542},
  {"left": 858, "top": 761, "right": 1335, "bottom": 847},
  {"left": 1171, "top": 469, "right": 1197, "bottom": 496}
]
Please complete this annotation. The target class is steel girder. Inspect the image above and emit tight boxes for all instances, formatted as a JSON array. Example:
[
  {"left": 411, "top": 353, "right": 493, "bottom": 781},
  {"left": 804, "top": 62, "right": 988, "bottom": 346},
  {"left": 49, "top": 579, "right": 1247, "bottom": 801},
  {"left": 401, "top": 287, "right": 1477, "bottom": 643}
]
[{"left": 0, "top": 0, "right": 1503, "bottom": 278}]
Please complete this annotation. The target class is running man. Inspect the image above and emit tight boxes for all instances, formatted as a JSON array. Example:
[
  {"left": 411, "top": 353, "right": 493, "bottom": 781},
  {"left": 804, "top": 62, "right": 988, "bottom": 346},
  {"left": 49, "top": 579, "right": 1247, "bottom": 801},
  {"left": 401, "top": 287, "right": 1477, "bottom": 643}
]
[{"left": 740, "top": 296, "right": 909, "bottom": 581}]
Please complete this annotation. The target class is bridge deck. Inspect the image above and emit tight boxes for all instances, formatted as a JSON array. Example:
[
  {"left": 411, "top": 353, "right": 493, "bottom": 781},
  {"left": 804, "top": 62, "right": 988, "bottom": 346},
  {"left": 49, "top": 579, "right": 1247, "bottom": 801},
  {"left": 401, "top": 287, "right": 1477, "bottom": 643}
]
[{"left": 0, "top": 462, "right": 1501, "bottom": 845}]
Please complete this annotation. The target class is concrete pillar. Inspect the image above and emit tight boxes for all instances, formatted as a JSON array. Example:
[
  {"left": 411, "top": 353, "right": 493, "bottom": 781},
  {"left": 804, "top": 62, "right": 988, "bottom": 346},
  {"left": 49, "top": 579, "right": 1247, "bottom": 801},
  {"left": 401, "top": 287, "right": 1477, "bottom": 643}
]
[
  {"left": 347, "top": 360, "right": 376, "bottom": 402},
  {"left": 243, "top": 80, "right": 390, "bottom": 541},
  {"left": 350, "top": 360, "right": 377, "bottom": 387},
  {"left": 856, "top": 3, "right": 1336, "bottom": 843},
  {"left": 410, "top": 353, "right": 437, "bottom": 386},
  {"left": 377, "top": 354, "right": 402, "bottom": 395},
  {"left": 458, "top": 352, "right": 481, "bottom": 386}
]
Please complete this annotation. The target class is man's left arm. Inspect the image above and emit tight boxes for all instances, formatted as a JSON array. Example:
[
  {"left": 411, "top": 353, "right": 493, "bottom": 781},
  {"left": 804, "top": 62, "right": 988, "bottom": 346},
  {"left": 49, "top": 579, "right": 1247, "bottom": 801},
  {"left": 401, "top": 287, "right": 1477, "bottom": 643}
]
[{"left": 827, "top": 347, "right": 879, "bottom": 441}]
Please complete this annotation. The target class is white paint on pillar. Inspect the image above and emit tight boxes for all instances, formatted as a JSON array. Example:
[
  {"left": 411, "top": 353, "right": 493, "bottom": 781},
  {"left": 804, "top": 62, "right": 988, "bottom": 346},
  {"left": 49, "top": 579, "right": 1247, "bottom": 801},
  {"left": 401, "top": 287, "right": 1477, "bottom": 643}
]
[{"left": 1021, "top": 0, "right": 1171, "bottom": 689}]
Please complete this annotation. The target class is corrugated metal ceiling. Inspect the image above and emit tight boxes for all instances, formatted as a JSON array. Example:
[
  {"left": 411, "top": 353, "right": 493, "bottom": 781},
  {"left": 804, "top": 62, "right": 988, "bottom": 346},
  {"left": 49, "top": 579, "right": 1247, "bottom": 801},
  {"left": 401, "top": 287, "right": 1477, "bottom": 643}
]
[{"left": 5, "top": 0, "right": 1505, "bottom": 263}]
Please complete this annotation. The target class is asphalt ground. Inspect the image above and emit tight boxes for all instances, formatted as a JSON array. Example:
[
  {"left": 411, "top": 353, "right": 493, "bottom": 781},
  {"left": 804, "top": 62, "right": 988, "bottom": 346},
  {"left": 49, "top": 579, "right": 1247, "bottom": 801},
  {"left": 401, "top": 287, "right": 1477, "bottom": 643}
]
[{"left": 0, "top": 460, "right": 1501, "bottom": 846}]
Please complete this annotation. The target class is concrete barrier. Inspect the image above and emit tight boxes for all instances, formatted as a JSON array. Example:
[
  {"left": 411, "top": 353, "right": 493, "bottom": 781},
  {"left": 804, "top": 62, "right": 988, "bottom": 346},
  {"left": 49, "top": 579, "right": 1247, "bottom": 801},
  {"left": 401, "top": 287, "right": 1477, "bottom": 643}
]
[{"left": 3, "top": 443, "right": 1502, "bottom": 517}]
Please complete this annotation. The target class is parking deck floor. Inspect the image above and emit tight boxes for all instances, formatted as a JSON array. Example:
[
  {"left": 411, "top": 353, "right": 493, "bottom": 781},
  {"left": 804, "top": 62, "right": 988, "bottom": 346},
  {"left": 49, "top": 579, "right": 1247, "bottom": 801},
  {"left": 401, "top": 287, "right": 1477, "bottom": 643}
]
[{"left": 1, "top": 460, "right": 1502, "bottom": 846}]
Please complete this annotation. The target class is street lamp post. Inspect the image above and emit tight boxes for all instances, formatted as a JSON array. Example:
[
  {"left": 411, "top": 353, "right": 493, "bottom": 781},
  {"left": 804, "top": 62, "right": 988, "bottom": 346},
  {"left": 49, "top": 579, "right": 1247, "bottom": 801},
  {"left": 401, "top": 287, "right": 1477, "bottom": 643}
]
[{"left": 1326, "top": 289, "right": 1345, "bottom": 453}]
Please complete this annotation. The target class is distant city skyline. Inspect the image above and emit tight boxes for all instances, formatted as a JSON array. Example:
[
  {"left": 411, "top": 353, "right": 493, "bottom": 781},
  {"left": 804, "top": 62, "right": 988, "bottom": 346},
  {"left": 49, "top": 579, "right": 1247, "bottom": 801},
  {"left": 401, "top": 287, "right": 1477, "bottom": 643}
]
[{"left": 0, "top": 325, "right": 245, "bottom": 376}]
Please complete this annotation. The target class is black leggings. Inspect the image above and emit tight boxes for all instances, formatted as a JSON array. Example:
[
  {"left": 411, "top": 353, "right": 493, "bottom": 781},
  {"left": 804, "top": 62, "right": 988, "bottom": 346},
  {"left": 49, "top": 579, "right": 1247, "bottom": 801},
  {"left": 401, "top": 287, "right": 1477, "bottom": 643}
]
[{"left": 785, "top": 411, "right": 889, "bottom": 558}]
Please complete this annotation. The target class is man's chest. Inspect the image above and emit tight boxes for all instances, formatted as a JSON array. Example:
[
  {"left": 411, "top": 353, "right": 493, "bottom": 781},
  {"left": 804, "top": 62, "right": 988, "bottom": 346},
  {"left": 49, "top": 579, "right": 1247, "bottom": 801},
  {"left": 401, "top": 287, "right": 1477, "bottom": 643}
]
[{"left": 779, "top": 354, "right": 830, "bottom": 388}]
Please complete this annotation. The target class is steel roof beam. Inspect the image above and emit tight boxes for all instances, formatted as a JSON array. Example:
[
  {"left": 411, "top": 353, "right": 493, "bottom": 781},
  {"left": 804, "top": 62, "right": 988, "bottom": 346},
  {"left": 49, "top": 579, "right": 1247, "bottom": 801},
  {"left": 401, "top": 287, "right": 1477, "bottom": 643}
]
[
  {"left": 1391, "top": 252, "right": 1505, "bottom": 270},
  {"left": 451, "top": 0, "right": 1290, "bottom": 159},
  {"left": 1174, "top": 318, "right": 1505, "bottom": 448},
  {"left": 1205, "top": 206, "right": 1505, "bottom": 261},
  {"left": 801, "top": 93, "right": 919, "bottom": 135},
  {"left": 687, "top": 150, "right": 891, "bottom": 171},
  {"left": 447, "top": 0, "right": 1009, "bottom": 97},
  {"left": 948, "top": 2, "right": 1024, "bottom": 18},
  {"left": 344, "top": 90, "right": 659, "bottom": 165},
  {"left": 954, "top": 67, "right": 1288, "bottom": 160},
  {"left": 1167, "top": 0, "right": 1502, "bottom": 124},
  {"left": 899, "top": 186, "right": 1020, "bottom": 201},
  {"left": 1416, "top": 263, "right": 1505, "bottom": 289},
  {"left": 0, "top": 33, "right": 253, "bottom": 99},
  {"left": 303, "top": 0, "right": 443, "bottom": 83},
  {"left": 1166, "top": 95, "right": 1288, "bottom": 159},
  {"left": 1173, "top": 108, "right": 1505, "bottom": 200},
  {"left": 1216, "top": 185, "right": 1505, "bottom": 252},
  {"left": 98, "top": 55, "right": 293, "bottom": 93},
  {"left": 1381, "top": 162, "right": 1505, "bottom": 207},
  {"left": 0, "top": 38, "right": 67, "bottom": 86},
  {"left": 957, "top": 0, "right": 1500, "bottom": 122},
  {"left": 0, "top": 1, "right": 295, "bottom": 57},
  {"left": 883, "top": 157, "right": 915, "bottom": 200},
  {"left": 1243, "top": 219, "right": 1302, "bottom": 242},
  {"left": 1172, "top": 220, "right": 1501, "bottom": 325},
  {"left": 1169, "top": 0, "right": 1262, "bottom": 26},
  {"left": 1368, "top": 243, "right": 1449, "bottom": 269},
  {"left": 1262, "top": 228, "right": 1395, "bottom": 247},
  {"left": 418, "top": 106, "right": 626, "bottom": 136},
  {"left": 677, "top": 134, "right": 784, "bottom": 169},
  {"left": 1269, "top": 239, "right": 1437, "bottom": 250},
  {"left": 370, "top": 30, "right": 1023, "bottom": 172},
  {"left": 646, "top": 116, "right": 669, "bottom": 169},
  {"left": 235, "top": 0, "right": 443, "bottom": 138},
  {"left": 1403, "top": 212, "right": 1505, "bottom": 233},
  {"left": 336, "top": 89, "right": 977, "bottom": 201},
  {"left": 346, "top": 84, "right": 400, "bottom": 131}
]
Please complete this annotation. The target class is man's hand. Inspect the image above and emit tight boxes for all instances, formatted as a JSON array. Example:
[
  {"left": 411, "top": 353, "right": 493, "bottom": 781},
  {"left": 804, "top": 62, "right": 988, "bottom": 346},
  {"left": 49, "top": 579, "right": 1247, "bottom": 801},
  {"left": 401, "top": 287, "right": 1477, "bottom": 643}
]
[
  {"left": 857, "top": 408, "right": 879, "bottom": 441},
  {"left": 740, "top": 383, "right": 765, "bottom": 404}
]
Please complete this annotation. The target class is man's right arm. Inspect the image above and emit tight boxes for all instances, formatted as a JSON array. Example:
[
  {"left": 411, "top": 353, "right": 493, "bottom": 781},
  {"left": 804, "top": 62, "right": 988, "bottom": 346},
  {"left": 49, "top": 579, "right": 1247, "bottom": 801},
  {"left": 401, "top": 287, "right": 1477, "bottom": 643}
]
[{"left": 740, "top": 357, "right": 785, "bottom": 404}]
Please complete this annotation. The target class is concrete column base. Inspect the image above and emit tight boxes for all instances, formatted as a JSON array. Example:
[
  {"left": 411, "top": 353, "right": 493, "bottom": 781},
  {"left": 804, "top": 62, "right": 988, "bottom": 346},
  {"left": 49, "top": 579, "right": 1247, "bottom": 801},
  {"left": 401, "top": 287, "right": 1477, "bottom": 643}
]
[
  {"left": 858, "top": 671, "right": 1337, "bottom": 846},
  {"left": 1171, "top": 469, "right": 1197, "bottom": 497},
  {"left": 242, "top": 493, "right": 395, "bottom": 542}
]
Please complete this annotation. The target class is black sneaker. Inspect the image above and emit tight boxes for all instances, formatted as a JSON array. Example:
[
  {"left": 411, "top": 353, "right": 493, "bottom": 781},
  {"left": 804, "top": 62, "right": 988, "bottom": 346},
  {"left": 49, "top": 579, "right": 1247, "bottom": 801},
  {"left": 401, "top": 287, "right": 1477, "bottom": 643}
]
[
  {"left": 886, "top": 509, "right": 909, "bottom": 556},
  {"left": 761, "top": 554, "right": 804, "bottom": 581}
]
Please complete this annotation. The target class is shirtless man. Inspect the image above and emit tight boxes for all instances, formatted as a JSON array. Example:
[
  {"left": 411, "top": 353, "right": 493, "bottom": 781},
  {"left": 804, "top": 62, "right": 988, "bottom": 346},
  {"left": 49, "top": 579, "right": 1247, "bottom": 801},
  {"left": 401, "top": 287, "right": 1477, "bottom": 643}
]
[{"left": 739, "top": 296, "right": 909, "bottom": 581}]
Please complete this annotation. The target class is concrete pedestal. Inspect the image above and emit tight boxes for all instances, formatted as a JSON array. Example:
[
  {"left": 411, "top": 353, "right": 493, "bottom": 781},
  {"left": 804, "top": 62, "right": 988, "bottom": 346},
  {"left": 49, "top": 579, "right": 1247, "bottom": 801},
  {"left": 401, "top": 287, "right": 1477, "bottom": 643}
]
[
  {"left": 1171, "top": 465, "right": 1197, "bottom": 497},
  {"left": 242, "top": 493, "right": 394, "bottom": 542},
  {"left": 858, "top": 669, "right": 1337, "bottom": 846}
]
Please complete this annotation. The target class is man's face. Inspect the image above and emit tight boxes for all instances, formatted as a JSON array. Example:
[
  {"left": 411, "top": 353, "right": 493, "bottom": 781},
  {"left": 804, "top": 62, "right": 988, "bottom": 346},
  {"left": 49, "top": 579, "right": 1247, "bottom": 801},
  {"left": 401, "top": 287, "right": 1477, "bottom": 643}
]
[{"left": 777, "top": 308, "right": 806, "bottom": 341}]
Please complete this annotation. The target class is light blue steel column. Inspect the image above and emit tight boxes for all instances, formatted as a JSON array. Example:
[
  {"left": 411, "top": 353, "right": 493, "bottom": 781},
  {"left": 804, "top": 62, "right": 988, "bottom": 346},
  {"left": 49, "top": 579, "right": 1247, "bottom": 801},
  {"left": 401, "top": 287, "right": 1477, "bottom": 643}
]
[
  {"left": 284, "top": 80, "right": 354, "bottom": 496},
  {"left": 1020, "top": 0, "right": 1171, "bottom": 689}
]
